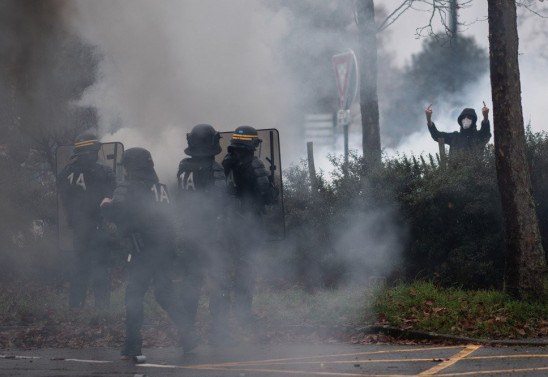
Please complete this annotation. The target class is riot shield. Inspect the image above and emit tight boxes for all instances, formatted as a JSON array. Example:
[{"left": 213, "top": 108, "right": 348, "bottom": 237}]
[
  {"left": 217, "top": 129, "right": 285, "bottom": 240},
  {"left": 56, "top": 142, "right": 124, "bottom": 252}
]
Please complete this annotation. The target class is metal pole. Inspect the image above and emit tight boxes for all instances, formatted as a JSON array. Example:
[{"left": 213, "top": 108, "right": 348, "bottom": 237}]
[
  {"left": 344, "top": 124, "right": 349, "bottom": 165},
  {"left": 307, "top": 141, "right": 317, "bottom": 192}
]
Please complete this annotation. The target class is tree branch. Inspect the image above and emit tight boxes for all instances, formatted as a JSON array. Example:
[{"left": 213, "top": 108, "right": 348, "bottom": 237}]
[{"left": 377, "top": 0, "right": 414, "bottom": 32}]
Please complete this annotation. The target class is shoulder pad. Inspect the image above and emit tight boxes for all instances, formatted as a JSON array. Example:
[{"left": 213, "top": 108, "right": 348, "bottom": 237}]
[
  {"left": 177, "top": 158, "right": 192, "bottom": 177},
  {"left": 112, "top": 182, "right": 130, "bottom": 204}
]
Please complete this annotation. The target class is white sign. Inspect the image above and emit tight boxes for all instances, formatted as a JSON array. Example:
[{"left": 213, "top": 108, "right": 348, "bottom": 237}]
[{"left": 337, "top": 109, "right": 351, "bottom": 127}]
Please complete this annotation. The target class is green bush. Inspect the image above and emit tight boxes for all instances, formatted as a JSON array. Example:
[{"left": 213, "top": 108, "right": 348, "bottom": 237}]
[
  {"left": 389, "top": 151, "right": 504, "bottom": 288},
  {"left": 282, "top": 130, "right": 548, "bottom": 290}
]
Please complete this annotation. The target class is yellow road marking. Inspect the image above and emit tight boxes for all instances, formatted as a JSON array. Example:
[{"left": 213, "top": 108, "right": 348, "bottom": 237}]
[
  {"left": 436, "top": 366, "right": 548, "bottom": 376},
  {"left": 251, "top": 353, "right": 548, "bottom": 366},
  {"left": 193, "top": 365, "right": 411, "bottom": 376},
  {"left": 468, "top": 354, "right": 548, "bottom": 360},
  {"left": 139, "top": 363, "right": 411, "bottom": 376},
  {"left": 228, "top": 358, "right": 444, "bottom": 365},
  {"left": 186, "top": 346, "right": 463, "bottom": 368},
  {"left": 137, "top": 345, "right": 547, "bottom": 376},
  {"left": 419, "top": 345, "right": 481, "bottom": 375}
]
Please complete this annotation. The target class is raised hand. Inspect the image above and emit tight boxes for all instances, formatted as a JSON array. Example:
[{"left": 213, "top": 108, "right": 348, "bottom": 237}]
[
  {"left": 482, "top": 101, "right": 489, "bottom": 120},
  {"left": 425, "top": 104, "right": 433, "bottom": 126}
]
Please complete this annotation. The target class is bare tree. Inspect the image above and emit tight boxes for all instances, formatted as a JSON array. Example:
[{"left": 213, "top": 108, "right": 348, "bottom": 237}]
[
  {"left": 355, "top": 0, "right": 381, "bottom": 167},
  {"left": 487, "top": 0, "right": 546, "bottom": 300}
]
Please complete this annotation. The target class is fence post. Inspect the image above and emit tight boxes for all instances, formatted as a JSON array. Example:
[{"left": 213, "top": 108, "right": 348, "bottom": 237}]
[{"left": 307, "top": 141, "right": 318, "bottom": 192}]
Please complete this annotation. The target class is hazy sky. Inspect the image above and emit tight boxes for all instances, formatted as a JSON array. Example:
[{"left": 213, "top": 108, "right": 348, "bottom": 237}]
[
  {"left": 382, "top": 0, "right": 489, "bottom": 66},
  {"left": 68, "top": 0, "right": 548, "bottom": 177}
]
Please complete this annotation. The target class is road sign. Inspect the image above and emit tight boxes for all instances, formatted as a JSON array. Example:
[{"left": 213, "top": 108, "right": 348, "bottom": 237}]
[
  {"left": 336, "top": 109, "right": 351, "bottom": 127},
  {"left": 332, "top": 50, "right": 359, "bottom": 110}
]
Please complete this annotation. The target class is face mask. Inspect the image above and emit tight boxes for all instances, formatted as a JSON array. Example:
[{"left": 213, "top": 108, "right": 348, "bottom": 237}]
[{"left": 462, "top": 118, "right": 472, "bottom": 129}]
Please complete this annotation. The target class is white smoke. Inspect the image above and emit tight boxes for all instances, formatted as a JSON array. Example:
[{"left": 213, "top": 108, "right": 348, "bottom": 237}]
[
  {"left": 64, "top": 1, "right": 548, "bottom": 290},
  {"left": 69, "top": 0, "right": 298, "bottom": 184}
]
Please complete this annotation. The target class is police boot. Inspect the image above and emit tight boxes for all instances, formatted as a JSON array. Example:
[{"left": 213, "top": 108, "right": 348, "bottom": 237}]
[{"left": 121, "top": 336, "right": 142, "bottom": 359}]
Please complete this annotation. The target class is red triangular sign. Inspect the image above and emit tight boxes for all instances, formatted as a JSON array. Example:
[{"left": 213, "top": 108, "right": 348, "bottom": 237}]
[{"left": 332, "top": 52, "right": 354, "bottom": 108}]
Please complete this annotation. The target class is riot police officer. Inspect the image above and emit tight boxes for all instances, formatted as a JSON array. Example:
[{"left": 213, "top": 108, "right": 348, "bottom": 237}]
[
  {"left": 57, "top": 131, "right": 115, "bottom": 309},
  {"left": 222, "top": 126, "right": 278, "bottom": 323},
  {"left": 175, "top": 124, "right": 231, "bottom": 345},
  {"left": 101, "top": 147, "right": 196, "bottom": 359}
]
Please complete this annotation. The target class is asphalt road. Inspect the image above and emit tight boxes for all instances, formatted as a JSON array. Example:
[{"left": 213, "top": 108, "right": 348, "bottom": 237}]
[{"left": 1, "top": 342, "right": 547, "bottom": 376}]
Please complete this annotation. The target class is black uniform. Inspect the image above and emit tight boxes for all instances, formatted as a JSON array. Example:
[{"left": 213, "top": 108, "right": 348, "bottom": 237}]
[
  {"left": 427, "top": 108, "right": 491, "bottom": 158},
  {"left": 57, "top": 155, "right": 115, "bottom": 308},
  {"left": 222, "top": 143, "right": 277, "bottom": 322},
  {"left": 102, "top": 148, "right": 191, "bottom": 357},
  {"left": 176, "top": 156, "right": 230, "bottom": 340}
]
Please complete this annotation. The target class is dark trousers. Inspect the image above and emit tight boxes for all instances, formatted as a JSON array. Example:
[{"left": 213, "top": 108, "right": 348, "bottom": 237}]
[
  {"left": 230, "top": 246, "right": 256, "bottom": 320},
  {"left": 69, "top": 229, "right": 110, "bottom": 308},
  {"left": 227, "top": 214, "right": 263, "bottom": 322},
  {"left": 124, "top": 251, "right": 186, "bottom": 355},
  {"left": 179, "top": 239, "right": 231, "bottom": 335}
]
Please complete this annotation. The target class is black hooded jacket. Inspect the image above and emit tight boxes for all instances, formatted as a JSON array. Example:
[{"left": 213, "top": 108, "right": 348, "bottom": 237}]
[{"left": 427, "top": 108, "right": 491, "bottom": 155}]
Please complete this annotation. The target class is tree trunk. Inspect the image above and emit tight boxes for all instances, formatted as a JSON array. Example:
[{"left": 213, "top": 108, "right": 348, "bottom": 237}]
[
  {"left": 487, "top": 0, "right": 546, "bottom": 300},
  {"left": 449, "top": 0, "right": 458, "bottom": 38},
  {"left": 356, "top": 0, "right": 381, "bottom": 168}
]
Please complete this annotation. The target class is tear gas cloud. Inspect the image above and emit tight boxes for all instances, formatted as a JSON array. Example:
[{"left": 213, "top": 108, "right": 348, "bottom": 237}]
[
  {"left": 72, "top": 1, "right": 548, "bottom": 176},
  {"left": 67, "top": 1, "right": 548, "bottom": 290},
  {"left": 71, "top": 0, "right": 298, "bottom": 184},
  {"left": 69, "top": 0, "right": 406, "bottom": 288},
  {"left": 3, "top": 1, "right": 547, "bottom": 350},
  {"left": 6, "top": 1, "right": 547, "bottom": 291}
]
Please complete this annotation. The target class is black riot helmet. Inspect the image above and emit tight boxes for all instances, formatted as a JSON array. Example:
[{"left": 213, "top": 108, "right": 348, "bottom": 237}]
[
  {"left": 228, "top": 125, "right": 262, "bottom": 151},
  {"left": 122, "top": 147, "right": 159, "bottom": 182},
  {"left": 185, "top": 124, "right": 222, "bottom": 157},
  {"left": 73, "top": 131, "right": 101, "bottom": 156}
]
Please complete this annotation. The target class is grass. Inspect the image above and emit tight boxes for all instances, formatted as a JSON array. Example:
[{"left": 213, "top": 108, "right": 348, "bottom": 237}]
[
  {"left": 253, "top": 285, "right": 369, "bottom": 327},
  {"left": 366, "top": 281, "right": 548, "bottom": 339},
  {"left": 1, "top": 278, "right": 546, "bottom": 348}
]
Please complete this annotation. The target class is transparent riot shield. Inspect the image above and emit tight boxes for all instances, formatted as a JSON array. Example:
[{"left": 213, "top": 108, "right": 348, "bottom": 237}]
[
  {"left": 217, "top": 129, "right": 285, "bottom": 240},
  {"left": 56, "top": 142, "right": 124, "bottom": 252}
]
